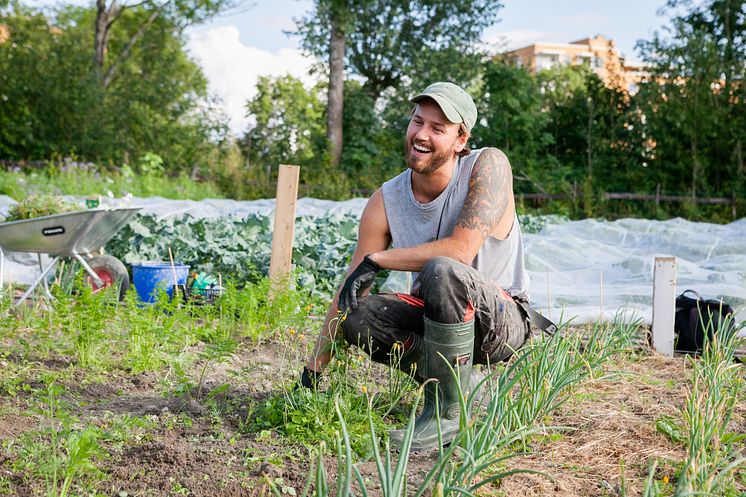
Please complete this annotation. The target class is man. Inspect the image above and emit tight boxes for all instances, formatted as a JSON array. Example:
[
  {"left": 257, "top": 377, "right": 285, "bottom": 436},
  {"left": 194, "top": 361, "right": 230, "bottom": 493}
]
[{"left": 299, "top": 82, "right": 534, "bottom": 451}]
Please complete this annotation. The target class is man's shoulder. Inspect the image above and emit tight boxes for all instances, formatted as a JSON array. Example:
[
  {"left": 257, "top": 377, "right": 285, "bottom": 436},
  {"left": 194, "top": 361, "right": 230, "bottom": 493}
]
[{"left": 471, "top": 147, "right": 510, "bottom": 166}]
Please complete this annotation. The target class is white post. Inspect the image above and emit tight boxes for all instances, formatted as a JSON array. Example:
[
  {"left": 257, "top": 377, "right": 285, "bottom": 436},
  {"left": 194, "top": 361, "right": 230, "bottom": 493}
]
[{"left": 652, "top": 257, "right": 677, "bottom": 357}]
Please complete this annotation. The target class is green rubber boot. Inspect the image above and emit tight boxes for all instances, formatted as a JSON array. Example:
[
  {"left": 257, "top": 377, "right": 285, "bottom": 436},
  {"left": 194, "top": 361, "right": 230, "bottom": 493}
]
[{"left": 389, "top": 317, "right": 475, "bottom": 451}]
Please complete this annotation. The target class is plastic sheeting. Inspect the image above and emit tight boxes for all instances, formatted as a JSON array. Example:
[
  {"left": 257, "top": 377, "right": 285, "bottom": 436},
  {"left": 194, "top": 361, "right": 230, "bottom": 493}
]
[
  {"left": 1, "top": 195, "right": 743, "bottom": 325},
  {"left": 523, "top": 217, "right": 746, "bottom": 325}
]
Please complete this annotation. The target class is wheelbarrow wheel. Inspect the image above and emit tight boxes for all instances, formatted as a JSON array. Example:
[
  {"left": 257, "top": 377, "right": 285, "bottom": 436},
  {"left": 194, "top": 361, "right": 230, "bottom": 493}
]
[{"left": 85, "top": 255, "right": 130, "bottom": 300}]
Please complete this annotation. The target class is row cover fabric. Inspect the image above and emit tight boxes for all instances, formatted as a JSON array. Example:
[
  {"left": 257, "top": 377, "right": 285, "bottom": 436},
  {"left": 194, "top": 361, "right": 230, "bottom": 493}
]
[{"left": 1, "top": 195, "right": 743, "bottom": 326}]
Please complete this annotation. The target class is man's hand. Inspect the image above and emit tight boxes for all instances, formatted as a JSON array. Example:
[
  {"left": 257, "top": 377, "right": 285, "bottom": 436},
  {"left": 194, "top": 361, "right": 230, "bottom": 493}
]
[
  {"left": 338, "top": 255, "right": 381, "bottom": 312},
  {"left": 295, "top": 366, "right": 322, "bottom": 390}
]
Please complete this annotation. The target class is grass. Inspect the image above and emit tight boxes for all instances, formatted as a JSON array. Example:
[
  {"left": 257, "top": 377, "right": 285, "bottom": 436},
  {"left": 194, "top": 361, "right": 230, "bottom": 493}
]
[{"left": 0, "top": 164, "right": 223, "bottom": 202}]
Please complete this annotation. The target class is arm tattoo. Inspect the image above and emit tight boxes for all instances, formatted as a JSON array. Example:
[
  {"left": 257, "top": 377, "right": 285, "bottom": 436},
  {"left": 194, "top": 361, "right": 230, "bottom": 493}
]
[{"left": 456, "top": 148, "right": 511, "bottom": 240}]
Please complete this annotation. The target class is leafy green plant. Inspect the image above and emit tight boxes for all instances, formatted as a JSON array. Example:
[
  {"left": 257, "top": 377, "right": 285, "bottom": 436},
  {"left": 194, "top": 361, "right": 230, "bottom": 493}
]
[
  {"left": 655, "top": 415, "right": 687, "bottom": 445},
  {"left": 10, "top": 378, "right": 106, "bottom": 497},
  {"left": 107, "top": 211, "right": 566, "bottom": 299}
]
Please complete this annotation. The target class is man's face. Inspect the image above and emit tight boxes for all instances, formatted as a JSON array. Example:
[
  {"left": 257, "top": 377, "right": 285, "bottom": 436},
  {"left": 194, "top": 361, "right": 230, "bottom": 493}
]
[{"left": 404, "top": 99, "right": 467, "bottom": 175}]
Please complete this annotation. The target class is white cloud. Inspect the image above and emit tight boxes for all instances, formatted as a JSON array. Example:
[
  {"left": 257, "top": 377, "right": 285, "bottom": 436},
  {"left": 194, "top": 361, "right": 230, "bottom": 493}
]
[{"left": 187, "top": 25, "right": 317, "bottom": 135}]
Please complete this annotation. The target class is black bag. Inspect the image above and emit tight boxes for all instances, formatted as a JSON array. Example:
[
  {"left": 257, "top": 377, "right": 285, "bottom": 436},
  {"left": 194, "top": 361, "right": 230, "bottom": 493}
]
[{"left": 674, "top": 290, "right": 735, "bottom": 353}]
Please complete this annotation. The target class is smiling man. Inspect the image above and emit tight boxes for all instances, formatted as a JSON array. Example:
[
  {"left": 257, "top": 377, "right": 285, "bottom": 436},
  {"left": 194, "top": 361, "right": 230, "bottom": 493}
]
[{"left": 300, "top": 82, "right": 538, "bottom": 451}]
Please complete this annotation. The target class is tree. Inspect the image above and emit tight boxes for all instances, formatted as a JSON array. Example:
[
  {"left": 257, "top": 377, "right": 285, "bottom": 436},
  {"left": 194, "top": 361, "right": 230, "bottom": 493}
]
[
  {"left": 93, "top": 0, "right": 236, "bottom": 88},
  {"left": 0, "top": 4, "right": 104, "bottom": 159},
  {"left": 473, "top": 60, "right": 554, "bottom": 193},
  {"left": 637, "top": 0, "right": 746, "bottom": 198},
  {"left": 0, "top": 3, "right": 229, "bottom": 169},
  {"left": 242, "top": 75, "right": 326, "bottom": 176},
  {"left": 326, "top": 0, "right": 349, "bottom": 168},
  {"left": 295, "top": 0, "right": 503, "bottom": 175}
]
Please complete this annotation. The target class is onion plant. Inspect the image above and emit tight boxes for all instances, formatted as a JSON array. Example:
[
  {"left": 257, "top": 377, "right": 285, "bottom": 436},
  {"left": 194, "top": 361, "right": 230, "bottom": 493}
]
[
  {"left": 301, "top": 313, "right": 640, "bottom": 496},
  {"left": 672, "top": 315, "right": 745, "bottom": 496}
]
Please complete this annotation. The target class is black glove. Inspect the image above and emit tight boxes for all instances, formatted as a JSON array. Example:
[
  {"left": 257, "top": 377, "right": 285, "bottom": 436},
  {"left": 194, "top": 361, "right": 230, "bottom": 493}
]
[
  {"left": 295, "top": 366, "right": 322, "bottom": 390},
  {"left": 338, "top": 255, "right": 381, "bottom": 312}
]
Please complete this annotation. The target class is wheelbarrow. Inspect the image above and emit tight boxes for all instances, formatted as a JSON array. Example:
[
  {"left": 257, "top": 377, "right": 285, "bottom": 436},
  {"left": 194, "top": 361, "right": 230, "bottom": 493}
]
[{"left": 0, "top": 207, "right": 141, "bottom": 306}]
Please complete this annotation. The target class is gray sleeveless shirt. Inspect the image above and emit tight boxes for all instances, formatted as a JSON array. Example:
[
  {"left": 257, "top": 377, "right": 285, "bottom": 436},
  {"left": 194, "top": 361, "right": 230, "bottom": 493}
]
[{"left": 381, "top": 148, "right": 530, "bottom": 299}]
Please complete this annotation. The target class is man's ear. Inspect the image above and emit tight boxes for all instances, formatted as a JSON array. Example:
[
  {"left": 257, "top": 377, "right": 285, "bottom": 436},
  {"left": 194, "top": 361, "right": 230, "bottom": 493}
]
[{"left": 455, "top": 131, "right": 469, "bottom": 152}]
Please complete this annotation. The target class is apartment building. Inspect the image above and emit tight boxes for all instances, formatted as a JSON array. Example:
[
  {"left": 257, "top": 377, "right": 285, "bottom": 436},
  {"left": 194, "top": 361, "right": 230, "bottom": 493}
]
[{"left": 503, "top": 35, "right": 647, "bottom": 93}]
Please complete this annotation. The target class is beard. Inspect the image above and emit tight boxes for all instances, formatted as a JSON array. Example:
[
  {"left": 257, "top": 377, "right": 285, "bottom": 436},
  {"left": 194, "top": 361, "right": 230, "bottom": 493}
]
[{"left": 404, "top": 138, "right": 458, "bottom": 175}]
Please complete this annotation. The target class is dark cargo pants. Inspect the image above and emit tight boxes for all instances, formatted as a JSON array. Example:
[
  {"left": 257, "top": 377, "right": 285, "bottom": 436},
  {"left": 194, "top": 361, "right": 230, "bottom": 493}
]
[{"left": 342, "top": 256, "right": 531, "bottom": 365}]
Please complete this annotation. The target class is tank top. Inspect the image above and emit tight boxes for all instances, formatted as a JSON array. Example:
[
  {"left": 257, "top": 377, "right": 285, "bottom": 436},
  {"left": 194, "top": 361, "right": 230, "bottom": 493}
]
[{"left": 381, "top": 148, "right": 530, "bottom": 299}]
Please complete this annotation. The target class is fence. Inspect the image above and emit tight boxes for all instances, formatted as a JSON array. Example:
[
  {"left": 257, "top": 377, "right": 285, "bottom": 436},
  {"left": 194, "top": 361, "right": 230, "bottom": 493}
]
[{"left": 517, "top": 184, "right": 740, "bottom": 219}]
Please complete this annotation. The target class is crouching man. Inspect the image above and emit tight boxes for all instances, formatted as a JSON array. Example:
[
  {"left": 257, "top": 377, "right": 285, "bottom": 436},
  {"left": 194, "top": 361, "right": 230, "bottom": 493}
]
[{"left": 298, "top": 82, "right": 535, "bottom": 451}]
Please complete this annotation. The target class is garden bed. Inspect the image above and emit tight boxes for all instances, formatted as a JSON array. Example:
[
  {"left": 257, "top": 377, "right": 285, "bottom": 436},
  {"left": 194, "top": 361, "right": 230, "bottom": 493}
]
[{"left": 0, "top": 284, "right": 743, "bottom": 497}]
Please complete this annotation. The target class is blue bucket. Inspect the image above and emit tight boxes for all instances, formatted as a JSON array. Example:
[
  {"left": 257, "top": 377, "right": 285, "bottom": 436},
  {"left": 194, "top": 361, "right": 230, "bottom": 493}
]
[{"left": 132, "top": 261, "right": 189, "bottom": 303}]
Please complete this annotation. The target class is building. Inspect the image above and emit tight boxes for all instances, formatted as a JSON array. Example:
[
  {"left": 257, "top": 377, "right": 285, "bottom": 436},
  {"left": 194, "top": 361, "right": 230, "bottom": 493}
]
[
  {"left": 0, "top": 24, "right": 10, "bottom": 44},
  {"left": 503, "top": 35, "right": 647, "bottom": 94}
]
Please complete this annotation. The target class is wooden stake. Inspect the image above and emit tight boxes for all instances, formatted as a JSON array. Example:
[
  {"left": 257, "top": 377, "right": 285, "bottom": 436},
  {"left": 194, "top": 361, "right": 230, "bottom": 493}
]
[
  {"left": 168, "top": 247, "right": 178, "bottom": 286},
  {"left": 652, "top": 257, "right": 677, "bottom": 357},
  {"left": 269, "top": 164, "right": 300, "bottom": 298}
]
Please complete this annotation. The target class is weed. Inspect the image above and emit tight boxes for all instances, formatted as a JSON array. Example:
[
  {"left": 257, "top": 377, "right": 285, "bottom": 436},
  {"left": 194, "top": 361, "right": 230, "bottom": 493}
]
[{"left": 6, "top": 378, "right": 106, "bottom": 497}]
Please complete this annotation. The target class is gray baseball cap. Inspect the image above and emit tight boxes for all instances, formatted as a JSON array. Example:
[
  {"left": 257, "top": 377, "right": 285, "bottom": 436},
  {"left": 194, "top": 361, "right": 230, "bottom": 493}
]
[{"left": 410, "top": 82, "right": 477, "bottom": 132}]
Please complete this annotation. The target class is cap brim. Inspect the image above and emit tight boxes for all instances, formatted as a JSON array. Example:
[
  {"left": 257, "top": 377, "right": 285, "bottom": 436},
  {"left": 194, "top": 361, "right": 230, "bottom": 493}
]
[{"left": 410, "top": 93, "right": 463, "bottom": 126}]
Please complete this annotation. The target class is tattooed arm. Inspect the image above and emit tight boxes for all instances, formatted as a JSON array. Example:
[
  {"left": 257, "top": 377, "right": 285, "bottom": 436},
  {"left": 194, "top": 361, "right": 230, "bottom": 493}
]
[{"left": 368, "top": 148, "right": 515, "bottom": 271}]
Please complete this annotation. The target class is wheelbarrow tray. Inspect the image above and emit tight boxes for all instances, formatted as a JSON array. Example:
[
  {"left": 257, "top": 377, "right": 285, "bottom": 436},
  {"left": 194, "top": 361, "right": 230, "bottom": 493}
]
[{"left": 0, "top": 207, "right": 141, "bottom": 256}]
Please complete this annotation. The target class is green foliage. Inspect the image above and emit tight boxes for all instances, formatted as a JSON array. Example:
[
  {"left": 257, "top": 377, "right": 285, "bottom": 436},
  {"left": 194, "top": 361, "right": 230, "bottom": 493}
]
[
  {"left": 474, "top": 60, "right": 556, "bottom": 193},
  {"left": 636, "top": 0, "right": 746, "bottom": 201},
  {"left": 295, "top": 0, "right": 502, "bottom": 102},
  {"left": 3, "top": 193, "right": 78, "bottom": 221},
  {"left": 645, "top": 316, "right": 746, "bottom": 497},
  {"left": 0, "top": 3, "right": 229, "bottom": 171},
  {"left": 249, "top": 332, "right": 412, "bottom": 458},
  {"left": 7, "top": 379, "right": 106, "bottom": 497},
  {"left": 242, "top": 76, "right": 326, "bottom": 180},
  {"left": 675, "top": 317, "right": 745, "bottom": 495},
  {"left": 108, "top": 211, "right": 359, "bottom": 297},
  {"left": 0, "top": 5, "right": 103, "bottom": 160},
  {"left": 339, "top": 80, "right": 387, "bottom": 191},
  {"left": 655, "top": 415, "right": 687, "bottom": 444}
]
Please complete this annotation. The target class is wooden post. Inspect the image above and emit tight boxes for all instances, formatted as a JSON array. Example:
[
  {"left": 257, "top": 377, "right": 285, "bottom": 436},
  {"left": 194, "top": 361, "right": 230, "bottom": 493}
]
[
  {"left": 655, "top": 183, "right": 661, "bottom": 210},
  {"left": 652, "top": 257, "right": 677, "bottom": 357},
  {"left": 268, "top": 164, "right": 300, "bottom": 297}
]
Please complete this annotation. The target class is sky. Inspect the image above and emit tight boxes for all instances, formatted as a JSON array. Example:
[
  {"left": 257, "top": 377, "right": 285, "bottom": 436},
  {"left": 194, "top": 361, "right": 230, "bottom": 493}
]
[{"left": 30, "top": 0, "right": 677, "bottom": 135}]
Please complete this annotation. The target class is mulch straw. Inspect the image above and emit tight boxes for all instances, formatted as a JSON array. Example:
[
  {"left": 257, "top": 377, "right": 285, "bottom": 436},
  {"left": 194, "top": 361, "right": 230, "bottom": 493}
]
[{"left": 498, "top": 353, "right": 690, "bottom": 497}]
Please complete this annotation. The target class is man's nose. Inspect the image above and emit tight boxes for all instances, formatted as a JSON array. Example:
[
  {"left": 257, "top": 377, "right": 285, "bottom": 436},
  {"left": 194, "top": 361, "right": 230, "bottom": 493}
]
[{"left": 413, "top": 127, "right": 430, "bottom": 142}]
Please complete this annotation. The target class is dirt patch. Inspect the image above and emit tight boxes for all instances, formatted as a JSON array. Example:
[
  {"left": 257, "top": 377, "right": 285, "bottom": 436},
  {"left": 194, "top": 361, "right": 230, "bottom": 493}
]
[{"left": 0, "top": 412, "right": 42, "bottom": 440}]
